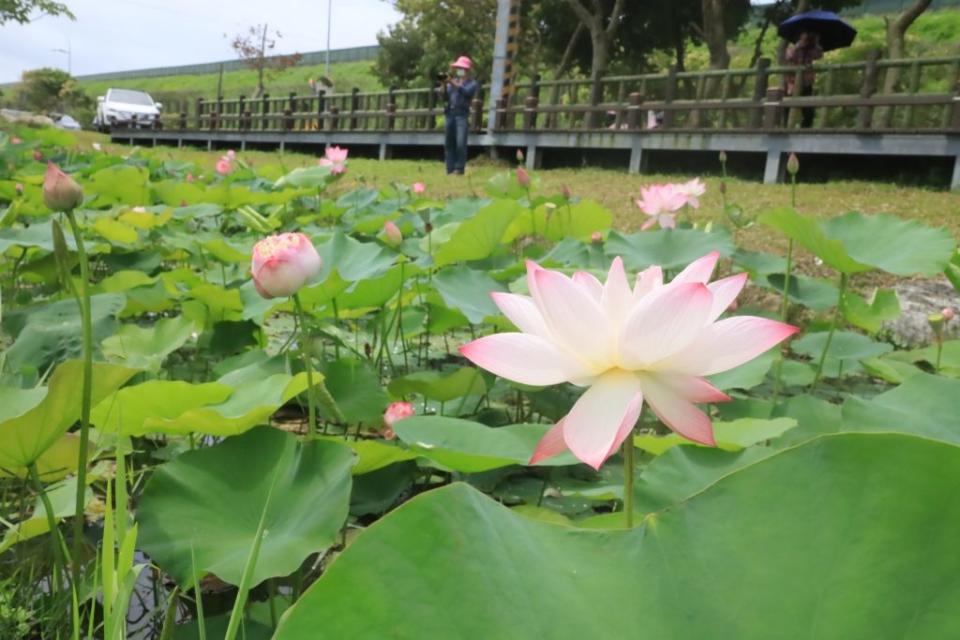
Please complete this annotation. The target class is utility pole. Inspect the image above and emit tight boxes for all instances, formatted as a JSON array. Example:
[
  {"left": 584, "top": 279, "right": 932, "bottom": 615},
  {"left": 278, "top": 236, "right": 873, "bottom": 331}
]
[
  {"left": 487, "top": 0, "right": 521, "bottom": 132},
  {"left": 325, "top": 0, "right": 333, "bottom": 77}
]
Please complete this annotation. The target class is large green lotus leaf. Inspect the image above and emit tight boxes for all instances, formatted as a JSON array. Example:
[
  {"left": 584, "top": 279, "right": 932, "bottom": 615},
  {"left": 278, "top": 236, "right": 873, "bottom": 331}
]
[
  {"left": 604, "top": 228, "right": 734, "bottom": 271},
  {"left": 2, "top": 293, "right": 126, "bottom": 374},
  {"left": 274, "top": 165, "right": 333, "bottom": 188},
  {"left": 87, "top": 165, "right": 150, "bottom": 207},
  {"left": 135, "top": 373, "right": 310, "bottom": 437},
  {"left": 841, "top": 287, "right": 901, "bottom": 334},
  {"left": 770, "top": 393, "right": 844, "bottom": 445},
  {"left": 318, "top": 437, "right": 419, "bottom": 475},
  {"left": 335, "top": 264, "right": 412, "bottom": 312},
  {"left": 317, "top": 358, "right": 388, "bottom": 424},
  {"left": 393, "top": 417, "right": 578, "bottom": 472},
  {"left": 276, "top": 433, "right": 960, "bottom": 639},
  {"left": 503, "top": 200, "right": 612, "bottom": 243},
  {"left": 841, "top": 373, "right": 960, "bottom": 444},
  {"left": 633, "top": 417, "right": 796, "bottom": 455},
  {"left": 0, "top": 361, "right": 138, "bottom": 469},
  {"left": 315, "top": 232, "right": 395, "bottom": 283},
  {"left": 96, "top": 270, "right": 156, "bottom": 293},
  {"left": 91, "top": 216, "right": 139, "bottom": 245},
  {"left": 791, "top": 330, "right": 892, "bottom": 377},
  {"left": 0, "top": 224, "right": 77, "bottom": 253},
  {"left": 90, "top": 380, "right": 232, "bottom": 436},
  {"left": 764, "top": 273, "right": 839, "bottom": 311},
  {"left": 138, "top": 427, "right": 353, "bottom": 587},
  {"left": 887, "top": 340, "right": 960, "bottom": 379},
  {"left": 388, "top": 367, "right": 486, "bottom": 402},
  {"left": 758, "top": 207, "right": 868, "bottom": 274},
  {"left": 823, "top": 212, "right": 956, "bottom": 276},
  {"left": 433, "top": 266, "right": 507, "bottom": 324},
  {"left": 432, "top": 199, "right": 520, "bottom": 267},
  {"left": 101, "top": 315, "right": 197, "bottom": 371}
]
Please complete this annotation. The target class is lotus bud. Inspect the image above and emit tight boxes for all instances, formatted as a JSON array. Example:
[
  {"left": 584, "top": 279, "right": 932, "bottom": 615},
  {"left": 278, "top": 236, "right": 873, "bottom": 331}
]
[
  {"left": 719, "top": 150, "right": 727, "bottom": 164},
  {"left": 33, "top": 150, "right": 43, "bottom": 162},
  {"left": 516, "top": 148, "right": 524, "bottom": 163},
  {"left": 412, "top": 182, "right": 426, "bottom": 195},
  {"left": 384, "top": 401, "right": 414, "bottom": 432},
  {"left": 186, "top": 173, "right": 195, "bottom": 183},
  {"left": 250, "top": 232, "right": 322, "bottom": 299},
  {"left": 590, "top": 231, "right": 603, "bottom": 244},
  {"left": 384, "top": 220, "right": 403, "bottom": 247},
  {"left": 11, "top": 136, "right": 22, "bottom": 145},
  {"left": 562, "top": 184, "right": 572, "bottom": 199},
  {"left": 43, "top": 162, "right": 83, "bottom": 211},
  {"left": 425, "top": 222, "right": 433, "bottom": 233},
  {"left": 787, "top": 153, "right": 800, "bottom": 176},
  {"left": 516, "top": 166, "right": 531, "bottom": 188},
  {"left": 943, "top": 308, "right": 956, "bottom": 322},
  {"left": 14, "top": 182, "right": 23, "bottom": 195}
]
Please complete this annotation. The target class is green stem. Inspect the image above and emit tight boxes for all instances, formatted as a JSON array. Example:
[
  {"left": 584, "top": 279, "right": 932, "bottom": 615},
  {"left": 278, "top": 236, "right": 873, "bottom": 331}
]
[
  {"left": 811, "top": 272, "right": 848, "bottom": 391},
  {"left": 936, "top": 335, "right": 944, "bottom": 373},
  {"left": 28, "top": 463, "right": 65, "bottom": 593},
  {"left": 292, "top": 293, "right": 318, "bottom": 437},
  {"left": 395, "top": 260, "right": 409, "bottom": 371},
  {"left": 65, "top": 208, "right": 92, "bottom": 587},
  {"left": 622, "top": 433, "right": 635, "bottom": 528}
]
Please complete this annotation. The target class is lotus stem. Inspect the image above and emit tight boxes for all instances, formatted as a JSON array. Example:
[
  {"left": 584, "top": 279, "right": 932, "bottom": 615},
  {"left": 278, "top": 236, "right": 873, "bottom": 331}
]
[
  {"left": 622, "top": 434, "right": 636, "bottom": 528},
  {"left": 292, "top": 293, "right": 318, "bottom": 437},
  {"left": 811, "top": 272, "right": 848, "bottom": 391},
  {"left": 64, "top": 208, "right": 93, "bottom": 587}
]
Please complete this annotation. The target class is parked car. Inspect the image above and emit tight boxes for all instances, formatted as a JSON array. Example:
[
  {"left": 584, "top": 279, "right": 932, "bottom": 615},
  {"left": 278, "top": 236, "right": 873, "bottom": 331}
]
[
  {"left": 53, "top": 114, "right": 82, "bottom": 130},
  {"left": 93, "top": 88, "right": 162, "bottom": 131}
]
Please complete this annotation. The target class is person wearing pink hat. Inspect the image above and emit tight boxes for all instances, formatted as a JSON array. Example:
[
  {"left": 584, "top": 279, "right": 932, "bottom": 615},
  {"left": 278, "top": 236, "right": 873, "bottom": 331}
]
[{"left": 437, "top": 55, "right": 478, "bottom": 175}]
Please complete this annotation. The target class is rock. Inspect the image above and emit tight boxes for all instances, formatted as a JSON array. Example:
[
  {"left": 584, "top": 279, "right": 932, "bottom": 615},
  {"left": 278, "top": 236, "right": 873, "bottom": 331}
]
[
  {"left": 0, "top": 109, "right": 55, "bottom": 127},
  {"left": 882, "top": 279, "right": 959, "bottom": 348}
]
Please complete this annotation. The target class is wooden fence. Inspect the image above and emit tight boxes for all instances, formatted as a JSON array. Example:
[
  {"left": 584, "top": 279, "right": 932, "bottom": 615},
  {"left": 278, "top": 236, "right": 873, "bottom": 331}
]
[{"left": 157, "top": 52, "right": 960, "bottom": 135}]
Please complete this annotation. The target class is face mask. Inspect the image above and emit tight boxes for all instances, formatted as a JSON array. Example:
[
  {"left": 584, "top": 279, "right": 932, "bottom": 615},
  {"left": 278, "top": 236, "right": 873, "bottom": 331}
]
[{"left": 456, "top": 69, "right": 466, "bottom": 78}]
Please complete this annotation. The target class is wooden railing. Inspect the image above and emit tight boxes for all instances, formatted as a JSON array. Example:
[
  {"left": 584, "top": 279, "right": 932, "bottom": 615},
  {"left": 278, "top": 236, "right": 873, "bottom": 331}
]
[{"left": 156, "top": 52, "right": 960, "bottom": 135}]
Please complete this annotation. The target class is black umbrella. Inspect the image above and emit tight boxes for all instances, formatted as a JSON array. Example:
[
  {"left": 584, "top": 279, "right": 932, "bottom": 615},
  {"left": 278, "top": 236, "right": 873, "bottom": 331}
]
[{"left": 778, "top": 10, "right": 857, "bottom": 52}]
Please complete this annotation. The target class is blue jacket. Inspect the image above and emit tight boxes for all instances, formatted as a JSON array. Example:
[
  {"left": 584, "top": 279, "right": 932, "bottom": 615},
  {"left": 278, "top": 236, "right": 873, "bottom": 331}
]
[{"left": 444, "top": 79, "right": 478, "bottom": 116}]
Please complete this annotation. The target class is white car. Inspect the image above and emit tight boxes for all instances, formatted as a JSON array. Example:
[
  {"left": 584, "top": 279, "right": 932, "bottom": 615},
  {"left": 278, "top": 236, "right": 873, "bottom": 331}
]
[{"left": 94, "top": 88, "right": 162, "bottom": 131}]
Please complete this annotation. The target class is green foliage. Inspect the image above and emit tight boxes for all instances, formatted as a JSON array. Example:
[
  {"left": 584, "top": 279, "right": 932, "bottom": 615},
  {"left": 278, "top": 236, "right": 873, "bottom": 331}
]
[{"left": 15, "top": 67, "right": 89, "bottom": 115}]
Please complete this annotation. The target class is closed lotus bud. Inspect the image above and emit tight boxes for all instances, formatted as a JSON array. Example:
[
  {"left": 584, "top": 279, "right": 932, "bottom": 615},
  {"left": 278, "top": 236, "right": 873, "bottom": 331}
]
[
  {"left": 943, "top": 308, "right": 956, "bottom": 321},
  {"left": 562, "top": 184, "right": 572, "bottom": 199},
  {"left": 412, "top": 182, "right": 426, "bottom": 195},
  {"left": 32, "top": 150, "right": 42, "bottom": 162},
  {"left": 14, "top": 183, "right": 23, "bottom": 195},
  {"left": 591, "top": 231, "right": 603, "bottom": 244},
  {"left": 186, "top": 173, "right": 195, "bottom": 183},
  {"left": 250, "top": 232, "right": 322, "bottom": 299},
  {"left": 719, "top": 150, "right": 728, "bottom": 164},
  {"left": 516, "top": 166, "right": 531, "bottom": 188},
  {"left": 364, "top": 342, "right": 372, "bottom": 358},
  {"left": 43, "top": 163, "right": 83, "bottom": 211},
  {"left": 787, "top": 153, "right": 800, "bottom": 176},
  {"left": 384, "top": 401, "right": 415, "bottom": 430},
  {"left": 425, "top": 221, "right": 433, "bottom": 233},
  {"left": 11, "top": 136, "right": 22, "bottom": 144},
  {"left": 516, "top": 148, "right": 524, "bottom": 163},
  {"left": 384, "top": 220, "right": 403, "bottom": 247}
]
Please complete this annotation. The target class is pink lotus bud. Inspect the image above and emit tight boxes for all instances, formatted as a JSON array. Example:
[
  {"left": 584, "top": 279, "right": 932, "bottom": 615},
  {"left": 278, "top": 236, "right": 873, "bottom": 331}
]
[
  {"left": 43, "top": 162, "right": 83, "bottom": 211},
  {"left": 412, "top": 182, "right": 426, "bottom": 195},
  {"left": 250, "top": 232, "right": 322, "bottom": 299},
  {"left": 11, "top": 136, "right": 22, "bottom": 145},
  {"left": 590, "top": 231, "right": 603, "bottom": 244},
  {"left": 215, "top": 158, "right": 232, "bottom": 176},
  {"left": 33, "top": 150, "right": 43, "bottom": 162},
  {"left": 516, "top": 148, "right": 524, "bottom": 163},
  {"left": 562, "top": 184, "right": 572, "bottom": 199},
  {"left": 14, "top": 183, "right": 24, "bottom": 195},
  {"left": 787, "top": 153, "right": 800, "bottom": 176},
  {"left": 719, "top": 150, "right": 727, "bottom": 164},
  {"left": 943, "top": 308, "right": 956, "bottom": 321},
  {"left": 384, "top": 401, "right": 414, "bottom": 430},
  {"left": 186, "top": 173, "right": 195, "bottom": 183},
  {"left": 383, "top": 220, "right": 403, "bottom": 247},
  {"left": 226, "top": 149, "right": 236, "bottom": 160},
  {"left": 516, "top": 166, "right": 530, "bottom": 188}
]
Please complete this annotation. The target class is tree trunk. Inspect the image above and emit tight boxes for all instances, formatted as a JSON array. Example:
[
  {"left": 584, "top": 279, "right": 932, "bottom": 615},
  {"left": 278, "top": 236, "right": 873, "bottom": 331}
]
[
  {"left": 587, "top": 31, "right": 611, "bottom": 127},
  {"left": 701, "top": 0, "right": 730, "bottom": 96},
  {"left": 563, "top": 0, "right": 625, "bottom": 127},
  {"left": 880, "top": 0, "right": 933, "bottom": 125},
  {"left": 553, "top": 22, "right": 585, "bottom": 79}
]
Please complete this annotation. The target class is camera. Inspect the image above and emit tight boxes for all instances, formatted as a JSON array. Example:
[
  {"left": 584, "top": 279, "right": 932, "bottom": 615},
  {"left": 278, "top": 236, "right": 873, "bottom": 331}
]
[{"left": 437, "top": 72, "right": 449, "bottom": 82}]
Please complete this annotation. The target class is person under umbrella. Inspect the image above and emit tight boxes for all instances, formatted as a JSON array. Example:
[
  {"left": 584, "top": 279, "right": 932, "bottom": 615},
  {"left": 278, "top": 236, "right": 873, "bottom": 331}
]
[{"left": 785, "top": 32, "right": 824, "bottom": 128}]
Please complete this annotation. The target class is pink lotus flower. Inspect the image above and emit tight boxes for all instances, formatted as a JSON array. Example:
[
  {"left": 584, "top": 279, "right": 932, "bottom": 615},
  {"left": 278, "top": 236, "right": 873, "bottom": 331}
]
[
  {"left": 319, "top": 146, "right": 349, "bottom": 175},
  {"left": 675, "top": 178, "right": 706, "bottom": 209},
  {"left": 460, "top": 253, "right": 797, "bottom": 469},
  {"left": 383, "top": 401, "right": 415, "bottom": 440},
  {"left": 215, "top": 157, "right": 233, "bottom": 176},
  {"left": 516, "top": 167, "right": 531, "bottom": 188},
  {"left": 250, "top": 232, "right": 322, "bottom": 299},
  {"left": 43, "top": 162, "right": 83, "bottom": 211},
  {"left": 412, "top": 182, "right": 426, "bottom": 195},
  {"left": 635, "top": 184, "right": 688, "bottom": 230},
  {"left": 383, "top": 220, "right": 403, "bottom": 247}
]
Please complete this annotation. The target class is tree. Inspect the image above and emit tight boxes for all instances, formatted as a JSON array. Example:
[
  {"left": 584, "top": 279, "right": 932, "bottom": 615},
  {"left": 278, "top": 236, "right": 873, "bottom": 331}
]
[
  {"left": 0, "top": 0, "right": 73, "bottom": 25},
  {"left": 879, "top": 0, "right": 933, "bottom": 125},
  {"left": 562, "top": 0, "right": 626, "bottom": 125},
  {"left": 227, "top": 24, "right": 302, "bottom": 99},
  {"left": 16, "top": 67, "right": 89, "bottom": 114},
  {"left": 375, "top": 0, "right": 498, "bottom": 88}
]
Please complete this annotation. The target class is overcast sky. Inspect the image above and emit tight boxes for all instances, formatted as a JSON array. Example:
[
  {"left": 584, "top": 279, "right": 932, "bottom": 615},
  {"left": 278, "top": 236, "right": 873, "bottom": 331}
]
[{"left": 0, "top": 0, "right": 401, "bottom": 82}]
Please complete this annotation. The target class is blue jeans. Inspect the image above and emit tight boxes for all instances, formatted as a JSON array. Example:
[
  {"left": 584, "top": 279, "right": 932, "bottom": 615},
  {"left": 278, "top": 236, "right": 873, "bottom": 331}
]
[{"left": 444, "top": 114, "right": 469, "bottom": 173}]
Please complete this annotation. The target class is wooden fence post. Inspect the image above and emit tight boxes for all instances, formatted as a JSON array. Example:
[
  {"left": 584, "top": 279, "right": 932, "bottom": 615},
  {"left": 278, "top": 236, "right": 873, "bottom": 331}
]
[
  {"left": 495, "top": 97, "right": 508, "bottom": 131},
  {"left": 179, "top": 101, "right": 187, "bottom": 130},
  {"left": 471, "top": 85, "right": 484, "bottom": 132},
  {"left": 317, "top": 90, "right": 326, "bottom": 130},
  {"left": 858, "top": 49, "right": 882, "bottom": 129},
  {"left": 386, "top": 87, "right": 397, "bottom": 130},
  {"left": 261, "top": 94, "right": 270, "bottom": 130},
  {"left": 350, "top": 87, "right": 360, "bottom": 130},
  {"left": 288, "top": 92, "right": 298, "bottom": 131},
  {"left": 212, "top": 95, "right": 222, "bottom": 130},
  {"left": 626, "top": 92, "right": 644, "bottom": 129},
  {"left": 661, "top": 65, "right": 678, "bottom": 128},
  {"left": 750, "top": 58, "right": 771, "bottom": 129},
  {"left": 237, "top": 95, "right": 246, "bottom": 131},
  {"left": 763, "top": 87, "right": 784, "bottom": 129},
  {"left": 329, "top": 105, "right": 340, "bottom": 131},
  {"left": 195, "top": 97, "right": 204, "bottom": 130}
]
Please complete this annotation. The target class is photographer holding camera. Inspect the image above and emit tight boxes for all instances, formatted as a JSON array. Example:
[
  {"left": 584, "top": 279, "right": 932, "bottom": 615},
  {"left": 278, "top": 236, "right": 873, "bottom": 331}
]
[{"left": 437, "top": 56, "right": 478, "bottom": 175}]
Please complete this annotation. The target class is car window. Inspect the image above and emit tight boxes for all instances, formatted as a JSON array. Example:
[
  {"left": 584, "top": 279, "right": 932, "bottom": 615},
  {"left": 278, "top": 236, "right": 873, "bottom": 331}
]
[{"left": 107, "top": 89, "right": 155, "bottom": 106}]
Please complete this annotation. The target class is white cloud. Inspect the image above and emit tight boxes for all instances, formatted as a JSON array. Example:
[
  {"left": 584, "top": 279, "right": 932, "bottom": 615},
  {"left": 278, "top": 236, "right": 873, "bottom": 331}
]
[{"left": 0, "top": 0, "right": 400, "bottom": 82}]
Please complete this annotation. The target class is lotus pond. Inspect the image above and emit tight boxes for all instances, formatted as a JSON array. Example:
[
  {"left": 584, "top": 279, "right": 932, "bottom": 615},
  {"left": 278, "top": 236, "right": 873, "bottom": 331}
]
[{"left": 2, "top": 125, "right": 960, "bottom": 639}]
